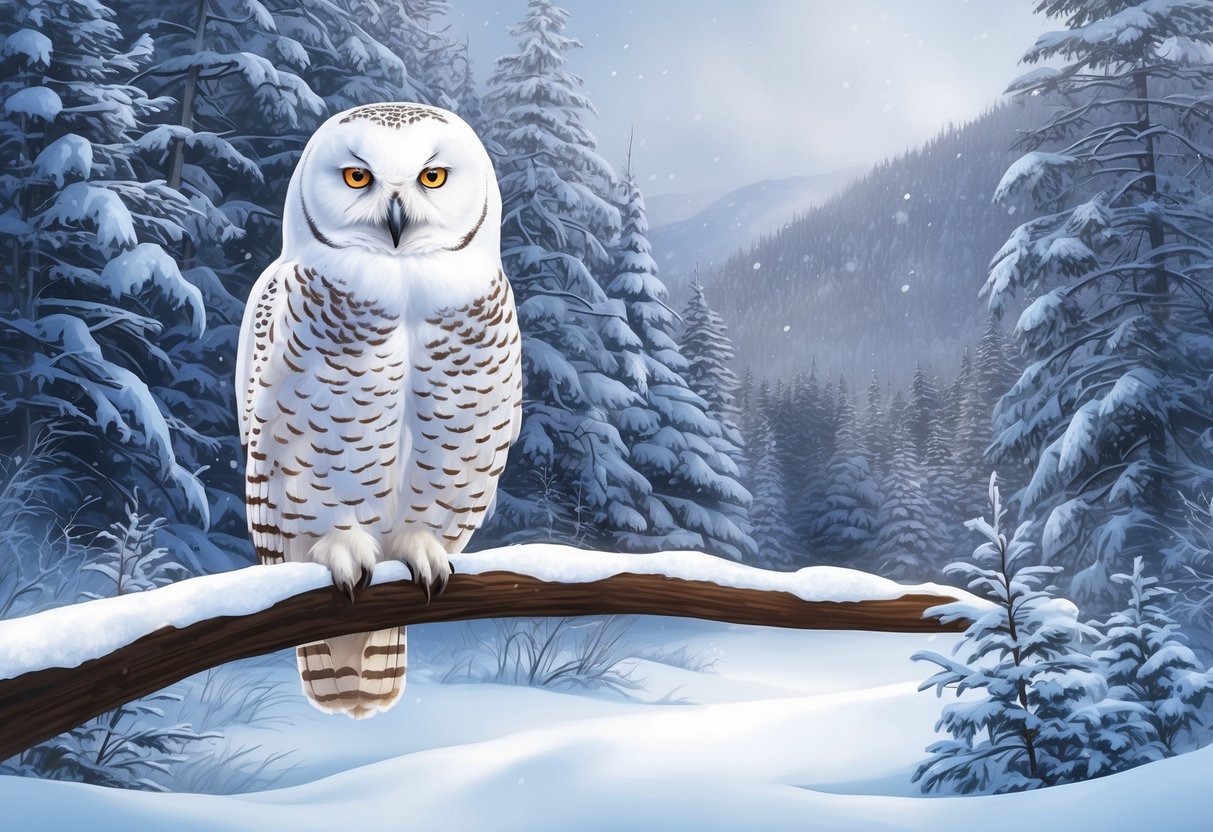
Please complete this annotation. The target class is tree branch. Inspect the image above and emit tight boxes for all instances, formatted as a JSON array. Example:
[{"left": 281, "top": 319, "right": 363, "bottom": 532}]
[{"left": 0, "top": 557, "right": 969, "bottom": 760}]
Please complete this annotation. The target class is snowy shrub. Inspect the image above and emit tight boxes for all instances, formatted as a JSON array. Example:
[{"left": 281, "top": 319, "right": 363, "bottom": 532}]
[
  {"left": 914, "top": 474, "right": 1137, "bottom": 794},
  {"left": 0, "top": 693, "right": 219, "bottom": 792},
  {"left": 1092, "top": 558, "right": 1213, "bottom": 758},
  {"left": 437, "top": 616, "right": 647, "bottom": 695},
  {"left": 81, "top": 502, "right": 190, "bottom": 598}
]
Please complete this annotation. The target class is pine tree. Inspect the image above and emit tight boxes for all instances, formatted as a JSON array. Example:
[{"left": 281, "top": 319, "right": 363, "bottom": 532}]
[
  {"left": 279, "top": 0, "right": 425, "bottom": 113},
  {"left": 914, "top": 474, "right": 1134, "bottom": 794},
  {"left": 604, "top": 172, "right": 754, "bottom": 559},
  {"left": 975, "top": 314, "right": 1015, "bottom": 413},
  {"left": 681, "top": 272, "right": 745, "bottom": 459},
  {"left": 451, "top": 40, "right": 486, "bottom": 133},
  {"left": 814, "top": 383, "right": 881, "bottom": 563},
  {"left": 793, "top": 362, "right": 831, "bottom": 547},
  {"left": 875, "top": 421, "right": 938, "bottom": 580},
  {"left": 746, "top": 413, "right": 796, "bottom": 569},
  {"left": 907, "top": 364, "right": 939, "bottom": 458},
  {"left": 1093, "top": 558, "right": 1213, "bottom": 758},
  {"left": 862, "top": 369, "right": 887, "bottom": 471},
  {"left": 985, "top": 0, "right": 1213, "bottom": 604},
  {"left": 121, "top": 0, "right": 326, "bottom": 568},
  {"left": 0, "top": 0, "right": 209, "bottom": 547},
  {"left": 478, "top": 0, "right": 640, "bottom": 547},
  {"left": 923, "top": 401, "right": 969, "bottom": 567}
]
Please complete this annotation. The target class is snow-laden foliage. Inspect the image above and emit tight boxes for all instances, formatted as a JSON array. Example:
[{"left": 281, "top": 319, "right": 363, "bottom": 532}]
[
  {"left": 603, "top": 175, "right": 755, "bottom": 559},
  {"left": 914, "top": 474, "right": 1136, "bottom": 794},
  {"left": 745, "top": 413, "right": 796, "bottom": 570},
  {"left": 118, "top": 0, "right": 332, "bottom": 570},
  {"left": 1091, "top": 557, "right": 1213, "bottom": 758},
  {"left": 986, "top": 0, "right": 1213, "bottom": 606},
  {"left": 875, "top": 422, "right": 938, "bottom": 581},
  {"left": 0, "top": 0, "right": 211, "bottom": 552},
  {"left": 478, "top": 0, "right": 640, "bottom": 549},
  {"left": 814, "top": 382, "right": 881, "bottom": 563}
]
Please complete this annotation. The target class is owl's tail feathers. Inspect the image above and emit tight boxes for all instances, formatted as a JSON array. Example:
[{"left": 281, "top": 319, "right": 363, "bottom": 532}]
[{"left": 296, "top": 626, "right": 406, "bottom": 719}]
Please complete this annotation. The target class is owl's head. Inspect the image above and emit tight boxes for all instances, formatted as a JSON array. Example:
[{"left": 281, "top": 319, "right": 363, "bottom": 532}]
[{"left": 284, "top": 103, "right": 500, "bottom": 257}]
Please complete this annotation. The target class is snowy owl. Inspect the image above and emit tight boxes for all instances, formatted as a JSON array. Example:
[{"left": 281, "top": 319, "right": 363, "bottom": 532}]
[{"left": 236, "top": 103, "right": 521, "bottom": 718}]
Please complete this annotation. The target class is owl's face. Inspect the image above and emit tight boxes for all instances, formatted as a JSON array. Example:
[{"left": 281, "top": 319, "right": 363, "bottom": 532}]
[{"left": 288, "top": 104, "right": 498, "bottom": 256}]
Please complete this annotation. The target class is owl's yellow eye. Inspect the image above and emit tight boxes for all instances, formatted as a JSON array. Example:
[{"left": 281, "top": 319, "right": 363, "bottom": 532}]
[
  {"left": 343, "top": 167, "right": 373, "bottom": 189},
  {"left": 419, "top": 167, "right": 448, "bottom": 189}
]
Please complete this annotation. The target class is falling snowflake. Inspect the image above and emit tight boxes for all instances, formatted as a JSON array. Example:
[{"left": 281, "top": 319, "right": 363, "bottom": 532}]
[
  {"left": 903, "top": 193, "right": 911, "bottom": 200},
  {"left": 782, "top": 324, "right": 791, "bottom": 332},
  {"left": 901, "top": 284, "right": 910, "bottom": 293},
  {"left": 752, "top": 262, "right": 762, "bottom": 270}
]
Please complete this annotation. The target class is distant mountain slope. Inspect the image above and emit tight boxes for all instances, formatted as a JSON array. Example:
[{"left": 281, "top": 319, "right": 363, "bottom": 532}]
[
  {"left": 697, "top": 100, "right": 1050, "bottom": 385},
  {"left": 649, "top": 168, "right": 866, "bottom": 284},
  {"left": 646, "top": 188, "right": 726, "bottom": 228}
]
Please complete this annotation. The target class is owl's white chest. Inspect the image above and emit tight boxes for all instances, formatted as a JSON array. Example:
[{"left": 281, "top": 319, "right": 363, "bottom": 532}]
[{"left": 245, "top": 259, "right": 519, "bottom": 561}]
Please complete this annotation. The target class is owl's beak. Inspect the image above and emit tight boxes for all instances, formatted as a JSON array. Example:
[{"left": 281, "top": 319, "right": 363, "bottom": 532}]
[{"left": 385, "top": 195, "right": 407, "bottom": 247}]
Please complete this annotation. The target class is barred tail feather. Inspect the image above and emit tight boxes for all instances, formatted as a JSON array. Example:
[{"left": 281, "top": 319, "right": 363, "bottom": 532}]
[{"left": 296, "top": 626, "right": 407, "bottom": 719}]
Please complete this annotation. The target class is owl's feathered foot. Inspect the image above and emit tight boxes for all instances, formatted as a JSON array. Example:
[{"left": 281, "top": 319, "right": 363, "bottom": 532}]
[
  {"left": 386, "top": 529, "right": 452, "bottom": 603},
  {"left": 309, "top": 529, "right": 380, "bottom": 603}
]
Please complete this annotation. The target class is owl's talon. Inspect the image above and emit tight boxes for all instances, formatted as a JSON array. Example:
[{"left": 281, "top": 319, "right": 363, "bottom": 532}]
[
  {"left": 358, "top": 567, "right": 374, "bottom": 591},
  {"left": 310, "top": 529, "right": 380, "bottom": 605},
  {"left": 386, "top": 529, "right": 451, "bottom": 606}
]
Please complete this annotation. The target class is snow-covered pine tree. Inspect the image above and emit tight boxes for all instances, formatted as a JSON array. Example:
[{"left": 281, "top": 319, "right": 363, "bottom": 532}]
[
  {"left": 122, "top": 0, "right": 326, "bottom": 568},
  {"left": 791, "top": 362, "right": 832, "bottom": 546},
  {"left": 862, "top": 369, "right": 888, "bottom": 472},
  {"left": 604, "top": 171, "right": 755, "bottom": 559},
  {"left": 914, "top": 474, "right": 1136, "bottom": 794},
  {"left": 1093, "top": 557, "right": 1213, "bottom": 758},
  {"left": 923, "top": 401, "right": 969, "bottom": 567},
  {"left": 392, "top": 0, "right": 459, "bottom": 108},
  {"left": 680, "top": 271, "right": 746, "bottom": 466},
  {"left": 736, "top": 367, "right": 754, "bottom": 423},
  {"left": 814, "top": 381, "right": 881, "bottom": 564},
  {"left": 450, "top": 39, "right": 486, "bottom": 133},
  {"left": 985, "top": 0, "right": 1213, "bottom": 604},
  {"left": 875, "top": 420, "right": 938, "bottom": 580},
  {"left": 746, "top": 413, "right": 795, "bottom": 569},
  {"left": 0, "top": 0, "right": 209, "bottom": 546},
  {"left": 907, "top": 364, "right": 939, "bottom": 459},
  {"left": 975, "top": 313, "right": 1016, "bottom": 413},
  {"left": 478, "top": 0, "right": 643, "bottom": 548},
  {"left": 277, "top": 0, "right": 423, "bottom": 113}
]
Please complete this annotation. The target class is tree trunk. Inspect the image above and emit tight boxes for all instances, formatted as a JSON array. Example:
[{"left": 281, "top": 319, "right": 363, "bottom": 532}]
[
  {"left": 0, "top": 568, "right": 966, "bottom": 760},
  {"left": 165, "top": 0, "right": 208, "bottom": 270}
]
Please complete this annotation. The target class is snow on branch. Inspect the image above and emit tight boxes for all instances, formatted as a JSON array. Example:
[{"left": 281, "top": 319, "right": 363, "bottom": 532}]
[{"left": 0, "top": 545, "right": 978, "bottom": 759}]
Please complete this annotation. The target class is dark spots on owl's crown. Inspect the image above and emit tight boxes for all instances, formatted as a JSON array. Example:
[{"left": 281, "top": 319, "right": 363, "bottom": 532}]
[{"left": 339, "top": 104, "right": 449, "bottom": 128}]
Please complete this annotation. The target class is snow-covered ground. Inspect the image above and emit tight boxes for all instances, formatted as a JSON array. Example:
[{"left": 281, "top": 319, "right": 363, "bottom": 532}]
[{"left": 4, "top": 617, "right": 1210, "bottom": 831}]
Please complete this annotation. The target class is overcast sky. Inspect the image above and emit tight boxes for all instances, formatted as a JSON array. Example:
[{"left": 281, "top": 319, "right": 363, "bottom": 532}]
[{"left": 449, "top": 0, "right": 1054, "bottom": 197}]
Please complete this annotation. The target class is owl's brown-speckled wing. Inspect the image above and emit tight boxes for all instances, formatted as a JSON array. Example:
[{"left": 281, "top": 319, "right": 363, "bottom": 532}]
[
  {"left": 400, "top": 270, "right": 522, "bottom": 554},
  {"left": 236, "top": 261, "right": 289, "bottom": 565}
]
